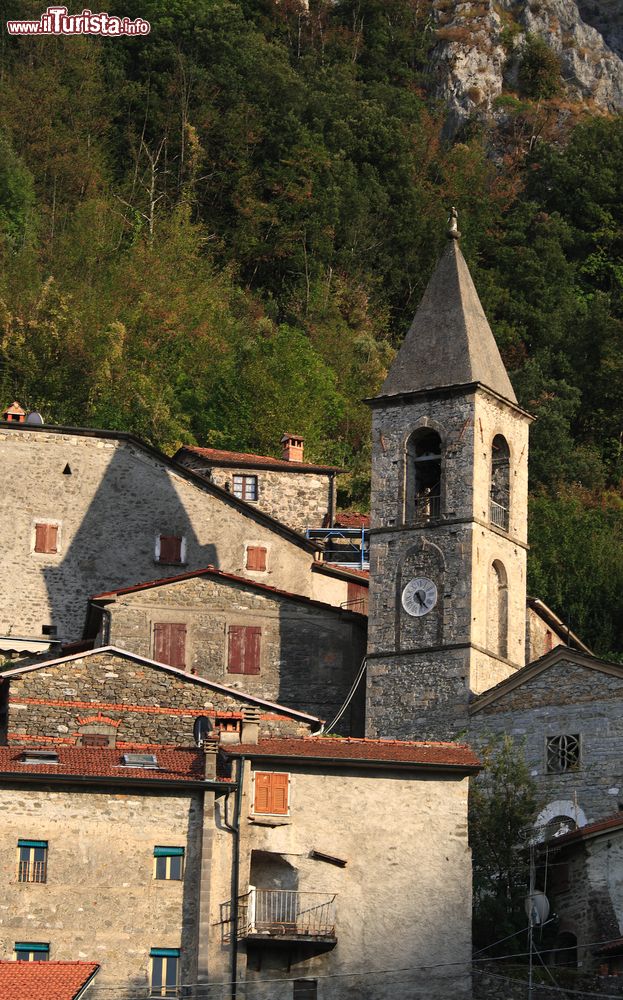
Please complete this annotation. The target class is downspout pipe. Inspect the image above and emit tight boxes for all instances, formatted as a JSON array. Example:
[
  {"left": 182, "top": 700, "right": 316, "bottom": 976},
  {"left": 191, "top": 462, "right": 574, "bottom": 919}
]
[{"left": 231, "top": 756, "right": 245, "bottom": 1000}]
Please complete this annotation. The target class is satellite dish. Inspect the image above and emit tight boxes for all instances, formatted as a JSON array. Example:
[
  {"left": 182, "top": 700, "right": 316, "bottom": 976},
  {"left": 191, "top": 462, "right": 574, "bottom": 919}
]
[
  {"left": 25, "top": 411, "right": 44, "bottom": 425},
  {"left": 525, "top": 891, "right": 550, "bottom": 925},
  {"left": 193, "top": 716, "right": 213, "bottom": 747}
]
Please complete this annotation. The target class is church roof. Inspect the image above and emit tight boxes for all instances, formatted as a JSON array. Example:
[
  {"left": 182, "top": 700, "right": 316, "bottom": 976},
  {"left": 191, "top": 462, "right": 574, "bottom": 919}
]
[{"left": 377, "top": 235, "right": 517, "bottom": 404}]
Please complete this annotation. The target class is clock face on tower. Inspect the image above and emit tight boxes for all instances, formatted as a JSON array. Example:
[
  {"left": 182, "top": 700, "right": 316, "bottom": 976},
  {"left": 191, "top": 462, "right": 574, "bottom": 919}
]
[{"left": 402, "top": 577, "right": 438, "bottom": 617}]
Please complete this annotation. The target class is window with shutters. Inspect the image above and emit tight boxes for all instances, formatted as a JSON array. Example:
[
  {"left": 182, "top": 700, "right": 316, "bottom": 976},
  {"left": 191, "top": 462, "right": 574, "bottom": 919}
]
[
  {"left": 15, "top": 942, "right": 49, "bottom": 962},
  {"left": 233, "top": 475, "right": 258, "bottom": 501},
  {"left": 254, "top": 771, "right": 290, "bottom": 815},
  {"left": 347, "top": 581, "right": 368, "bottom": 614},
  {"left": 227, "top": 625, "right": 261, "bottom": 674},
  {"left": 156, "top": 535, "right": 184, "bottom": 564},
  {"left": 246, "top": 546, "right": 267, "bottom": 572},
  {"left": 153, "top": 847, "right": 185, "bottom": 881},
  {"left": 34, "top": 523, "right": 59, "bottom": 554},
  {"left": 153, "top": 623, "right": 187, "bottom": 669},
  {"left": 150, "top": 948, "right": 179, "bottom": 997},
  {"left": 17, "top": 840, "right": 47, "bottom": 883}
]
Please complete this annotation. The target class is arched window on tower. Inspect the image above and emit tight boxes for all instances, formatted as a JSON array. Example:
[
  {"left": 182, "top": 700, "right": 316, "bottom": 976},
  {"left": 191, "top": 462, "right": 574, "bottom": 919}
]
[
  {"left": 490, "top": 435, "right": 510, "bottom": 531},
  {"left": 487, "top": 560, "right": 508, "bottom": 659},
  {"left": 405, "top": 430, "right": 442, "bottom": 524}
]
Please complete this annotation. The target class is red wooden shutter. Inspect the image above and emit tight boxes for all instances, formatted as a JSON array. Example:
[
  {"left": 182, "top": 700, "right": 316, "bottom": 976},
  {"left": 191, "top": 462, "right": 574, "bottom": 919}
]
[
  {"left": 270, "top": 772, "right": 289, "bottom": 814},
  {"left": 228, "top": 626, "right": 245, "bottom": 673},
  {"left": 254, "top": 772, "right": 272, "bottom": 813},
  {"left": 246, "top": 546, "right": 267, "bottom": 571},
  {"left": 153, "top": 623, "right": 186, "bottom": 668},
  {"left": 347, "top": 581, "right": 368, "bottom": 614},
  {"left": 243, "top": 626, "right": 261, "bottom": 674},
  {"left": 159, "top": 535, "right": 181, "bottom": 563},
  {"left": 35, "top": 523, "right": 58, "bottom": 554}
]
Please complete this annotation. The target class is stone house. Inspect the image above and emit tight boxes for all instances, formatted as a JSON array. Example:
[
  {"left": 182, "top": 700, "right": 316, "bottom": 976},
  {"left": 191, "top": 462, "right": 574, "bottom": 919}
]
[
  {"left": 174, "top": 434, "right": 342, "bottom": 534},
  {"left": 84, "top": 566, "right": 367, "bottom": 732},
  {"left": 0, "top": 732, "right": 480, "bottom": 1000},
  {"left": 538, "top": 813, "right": 623, "bottom": 972},
  {"left": 0, "top": 647, "right": 321, "bottom": 749},
  {"left": 469, "top": 647, "right": 623, "bottom": 829},
  {"left": 0, "top": 422, "right": 357, "bottom": 650}
]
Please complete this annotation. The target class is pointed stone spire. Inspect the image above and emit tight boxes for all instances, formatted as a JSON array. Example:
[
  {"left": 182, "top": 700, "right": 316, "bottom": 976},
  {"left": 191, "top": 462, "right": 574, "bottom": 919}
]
[{"left": 378, "top": 211, "right": 517, "bottom": 403}]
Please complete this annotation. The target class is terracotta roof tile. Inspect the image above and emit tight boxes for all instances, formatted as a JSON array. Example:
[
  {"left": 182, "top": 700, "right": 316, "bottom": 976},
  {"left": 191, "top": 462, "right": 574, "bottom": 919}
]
[
  {"left": 0, "top": 961, "right": 99, "bottom": 1000},
  {"left": 0, "top": 746, "right": 223, "bottom": 783},
  {"left": 180, "top": 445, "right": 343, "bottom": 474},
  {"left": 549, "top": 812, "right": 623, "bottom": 848},
  {"left": 333, "top": 512, "right": 370, "bottom": 529},
  {"left": 224, "top": 737, "right": 480, "bottom": 769}
]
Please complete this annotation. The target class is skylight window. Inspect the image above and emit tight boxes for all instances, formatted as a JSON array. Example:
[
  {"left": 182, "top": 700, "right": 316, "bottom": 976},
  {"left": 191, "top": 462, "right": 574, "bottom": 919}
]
[
  {"left": 21, "top": 750, "right": 59, "bottom": 765},
  {"left": 122, "top": 753, "right": 158, "bottom": 769}
]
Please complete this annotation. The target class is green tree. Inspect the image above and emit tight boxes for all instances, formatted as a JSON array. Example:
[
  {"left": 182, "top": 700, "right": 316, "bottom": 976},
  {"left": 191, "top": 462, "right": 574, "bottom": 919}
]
[
  {"left": 518, "top": 35, "right": 562, "bottom": 101},
  {"left": 470, "top": 735, "right": 537, "bottom": 952}
]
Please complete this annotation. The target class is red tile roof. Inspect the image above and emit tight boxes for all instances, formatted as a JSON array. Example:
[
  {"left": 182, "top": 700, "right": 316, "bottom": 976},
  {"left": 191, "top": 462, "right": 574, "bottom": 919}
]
[
  {"left": 90, "top": 565, "right": 366, "bottom": 618},
  {"left": 0, "top": 961, "right": 99, "bottom": 999},
  {"left": 597, "top": 937, "right": 623, "bottom": 954},
  {"left": 333, "top": 512, "right": 370, "bottom": 529},
  {"left": 179, "top": 445, "right": 343, "bottom": 474},
  {"left": 549, "top": 812, "right": 623, "bottom": 848},
  {"left": 224, "top": 737, "right": 480, "bottom": 770},
  {"left": 0, "top": 746, "right": 218, "bottom": 783}
]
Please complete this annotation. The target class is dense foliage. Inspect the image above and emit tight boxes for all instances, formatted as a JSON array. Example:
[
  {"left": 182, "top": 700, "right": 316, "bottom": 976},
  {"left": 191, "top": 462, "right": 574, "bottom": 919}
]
[{"left": 1, "top": 0, "right": 623, "bottom": 653}]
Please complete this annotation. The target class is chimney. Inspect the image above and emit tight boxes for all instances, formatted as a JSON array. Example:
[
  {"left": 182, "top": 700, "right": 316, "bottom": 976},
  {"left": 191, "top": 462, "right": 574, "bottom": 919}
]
[
  {"left": 281, "top": 433, "right": 304, "bottom": 463},
  {"left": 203, "top": 733, "right": 220, "bottom": 779},
  {"left": 241, "top": 706, "right": 261, "bottom": 745},
  {"left": 2, "top": 401, "right": 26, "bottom": 424}
]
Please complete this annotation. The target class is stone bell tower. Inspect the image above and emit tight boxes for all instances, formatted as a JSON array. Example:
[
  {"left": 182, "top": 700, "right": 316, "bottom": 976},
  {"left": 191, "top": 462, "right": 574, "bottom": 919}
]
[{"left": 365, "top": 211, "right": 532, "bottom": 740}]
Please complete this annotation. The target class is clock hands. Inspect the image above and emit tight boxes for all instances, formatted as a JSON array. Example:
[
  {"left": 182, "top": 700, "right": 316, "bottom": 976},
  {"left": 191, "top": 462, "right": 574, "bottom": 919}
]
[{"left": 415, "top": 589, "right": 427, "bottom": 608}]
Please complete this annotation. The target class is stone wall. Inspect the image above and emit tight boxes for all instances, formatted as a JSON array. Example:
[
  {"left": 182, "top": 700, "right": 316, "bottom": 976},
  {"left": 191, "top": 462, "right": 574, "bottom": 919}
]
[
  {"left": 469, "top": 658, "right": 623, "bottom": 823},
  {"left": 473, "top": 965, "right": 623, "bottom": 1000},
  {"left": 208, "top": 762, "right": 473, "bottom": 1000},
  {"left": 526, "top": 606, "right": 567, "bottom": 664},
  {"left": 176, "top": 451, "right": 334, "bottom": 533},
  {"left": 0, "top": 782, "right": 204, "bottom": 1000},
  {"left": 2, "top": 650, "right": 316, "bottom": 748},
  {"left": 102, "top": 574, "right": 366, "bottom": 732},
  {"left": 0, "top": 427, "right": 326, "bottom": 644}
]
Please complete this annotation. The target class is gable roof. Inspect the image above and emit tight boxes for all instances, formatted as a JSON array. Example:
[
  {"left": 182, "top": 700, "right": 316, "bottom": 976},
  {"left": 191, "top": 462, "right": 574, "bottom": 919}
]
[
  {"left": 176, "top": 445, "right": 343, "bottom": 475},
  {"left": 527, "top": 597, "right": 592, "bottom": 655},
  {"left": 311, "top": 563, "right": 369, "bottom": 585},
  {"left": 88, "top": 565, "right": 366, "bottom": 618},
  {"left": 373, "top": 237, "right": 518, "bottom": 405},
  {"left": 469, "top": 646, "right": 622, "bottom": 714},
  {"left": 223, "top": 736, "right": 480, "bottom": 772},
  {"left": 0, "top": 646, "right": 322, "bottom": 726},
  {"left": 0, "top": 745, "right": 211, "bottom": 783},
  {"left": 0, "top": 961, "right": 99, "bottom": 1000},
  {"left": 0, "top": 422, "right": 319, "bottom": 554}
]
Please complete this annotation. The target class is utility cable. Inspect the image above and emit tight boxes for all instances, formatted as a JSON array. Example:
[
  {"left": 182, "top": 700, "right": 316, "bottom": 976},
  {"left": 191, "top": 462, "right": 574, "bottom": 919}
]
[{"left": 322, "top": 654, "right": 367, "bottom": 732}]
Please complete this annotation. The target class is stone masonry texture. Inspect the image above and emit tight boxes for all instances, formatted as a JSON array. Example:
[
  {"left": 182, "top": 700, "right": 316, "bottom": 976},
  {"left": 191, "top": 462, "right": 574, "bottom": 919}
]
[
  {"left": 2, "top": 650, "right": 315, "bottom": 747},
  {"left": 101, "top": 573, "right": 366, "bottom": 733}
]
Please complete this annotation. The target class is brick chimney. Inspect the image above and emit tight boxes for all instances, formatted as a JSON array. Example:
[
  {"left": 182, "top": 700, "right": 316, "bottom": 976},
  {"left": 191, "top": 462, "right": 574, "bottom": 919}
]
[
  {"left": 241, "top": 706, "right": 261, "bottom": 744},
  {"left": 281, "top": 433, "right": 304, "bottom": 463},
  {"left": 2, "top": 401, "right": 26, "bottom": 423},
  {"left": 203, "top": 733, "right": 220, "bottom": 779}
]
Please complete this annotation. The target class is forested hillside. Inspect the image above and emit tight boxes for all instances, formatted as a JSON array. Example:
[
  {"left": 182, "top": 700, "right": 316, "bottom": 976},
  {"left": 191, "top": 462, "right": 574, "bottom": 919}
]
[{"left": 1, "top": 0, "right": 623, "bottom": 654}]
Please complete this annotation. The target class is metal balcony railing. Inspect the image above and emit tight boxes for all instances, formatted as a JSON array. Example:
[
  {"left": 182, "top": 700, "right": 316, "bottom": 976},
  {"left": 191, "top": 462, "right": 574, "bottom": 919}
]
[
  {"left": 18, "top": 860, "right": 47, "bottom": 883},
  {"left": 305, "top": 528, "right": 369, "bottom": 569},
  {"left": 226, "top": 889, "right": 337, "bottom": 942},
  {"left": 413, "top": 492, "right": 441, "bottom": 521},
  {"left": 490, "top": 498, "right": 509, "bottom": 531}
]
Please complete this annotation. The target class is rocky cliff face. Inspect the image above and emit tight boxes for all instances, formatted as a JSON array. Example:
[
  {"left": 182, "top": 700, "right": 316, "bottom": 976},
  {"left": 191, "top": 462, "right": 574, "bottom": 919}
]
[{"left": 431, "top": 0, "right": 623, "bottom": 133}]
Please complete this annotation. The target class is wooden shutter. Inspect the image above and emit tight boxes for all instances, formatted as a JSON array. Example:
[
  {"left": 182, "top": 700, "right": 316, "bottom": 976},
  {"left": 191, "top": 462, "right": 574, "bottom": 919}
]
[
  {"left": 347, "top": 581, "right": 368, "bottom": 614},
  {"left": 153, "top": 623, "right": 187, "bottom": 668},
  {"left": 35, "top": 523, "right": 58, "bottom": 554},
  {"left": 254, "top": 772, "right": 289, "bottom": 815},
  {"left": 228, "top": 625, "right": 261, "bottom": 674},
  {"left": 246, "top": 546, "right": 267, "bottom": 571},
  {"left": 159, "top": 535, "right": 182, "bottom": 563}
]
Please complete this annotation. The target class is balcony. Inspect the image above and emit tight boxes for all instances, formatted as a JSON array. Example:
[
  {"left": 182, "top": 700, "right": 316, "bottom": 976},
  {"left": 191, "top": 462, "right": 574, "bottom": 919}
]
[
  {"left": 413, "top": 491, "right": 441, "bottom": 522},
  {"left": 305, "top": 528, "right": 369, "bottom": 569},
  {"left": 224, "top": 889, "right": 337, "bottom": 948}
]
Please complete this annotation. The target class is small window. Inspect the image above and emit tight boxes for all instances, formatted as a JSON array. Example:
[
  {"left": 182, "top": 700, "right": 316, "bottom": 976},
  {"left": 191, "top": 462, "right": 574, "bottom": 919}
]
[
  {"left": 157, "top": 535, "right": 183, "bottom": 564},
  {"left": 546, "top": 735, "right": 580, "bottom": 773},
  {"left": 20, "top": 750, "right": 58, "bottom": 764},
  {"left": 150, "top": 948, "right": 180, "bottom": 997},
  {"left": 17, "top": 840, "right": 48, "bottom": 884},
  {"left": 233, "top": 475, "right": 258, "bottom": 502},
  {"left": 80, "top": 733, "right": 111, "bottom": 747},
  {"left": 254, "top": 771, "right": 289, "bottom": 816},
  {"left": 293, "top": 981, "right": 318, "bottom": 1000},
  {"left": 15, "top": 942, "right": 49, "bottom": 961},
  {"left": 227, "top": 625, "right": 261, "bottom": 675},
  {"left": 153, "top": 623, "right": 187, "bottom": 669},
  {"left": 490, "top": 435, "right": 510, "bottom": 531},
  {"left": 41, "top": 625, "right": 57, "bottom": 636},
  {"left": 154, "top": 847, "right": 185, "bottom": 881},
  {"left": 246, "top": 545, "right": 267, "bottom": 572},
  {"left": 34, "top": 523, "right": 58, "bottom": 554},
  {"left": 123, "top": 753, "right": 158, "bottom": 768}
]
